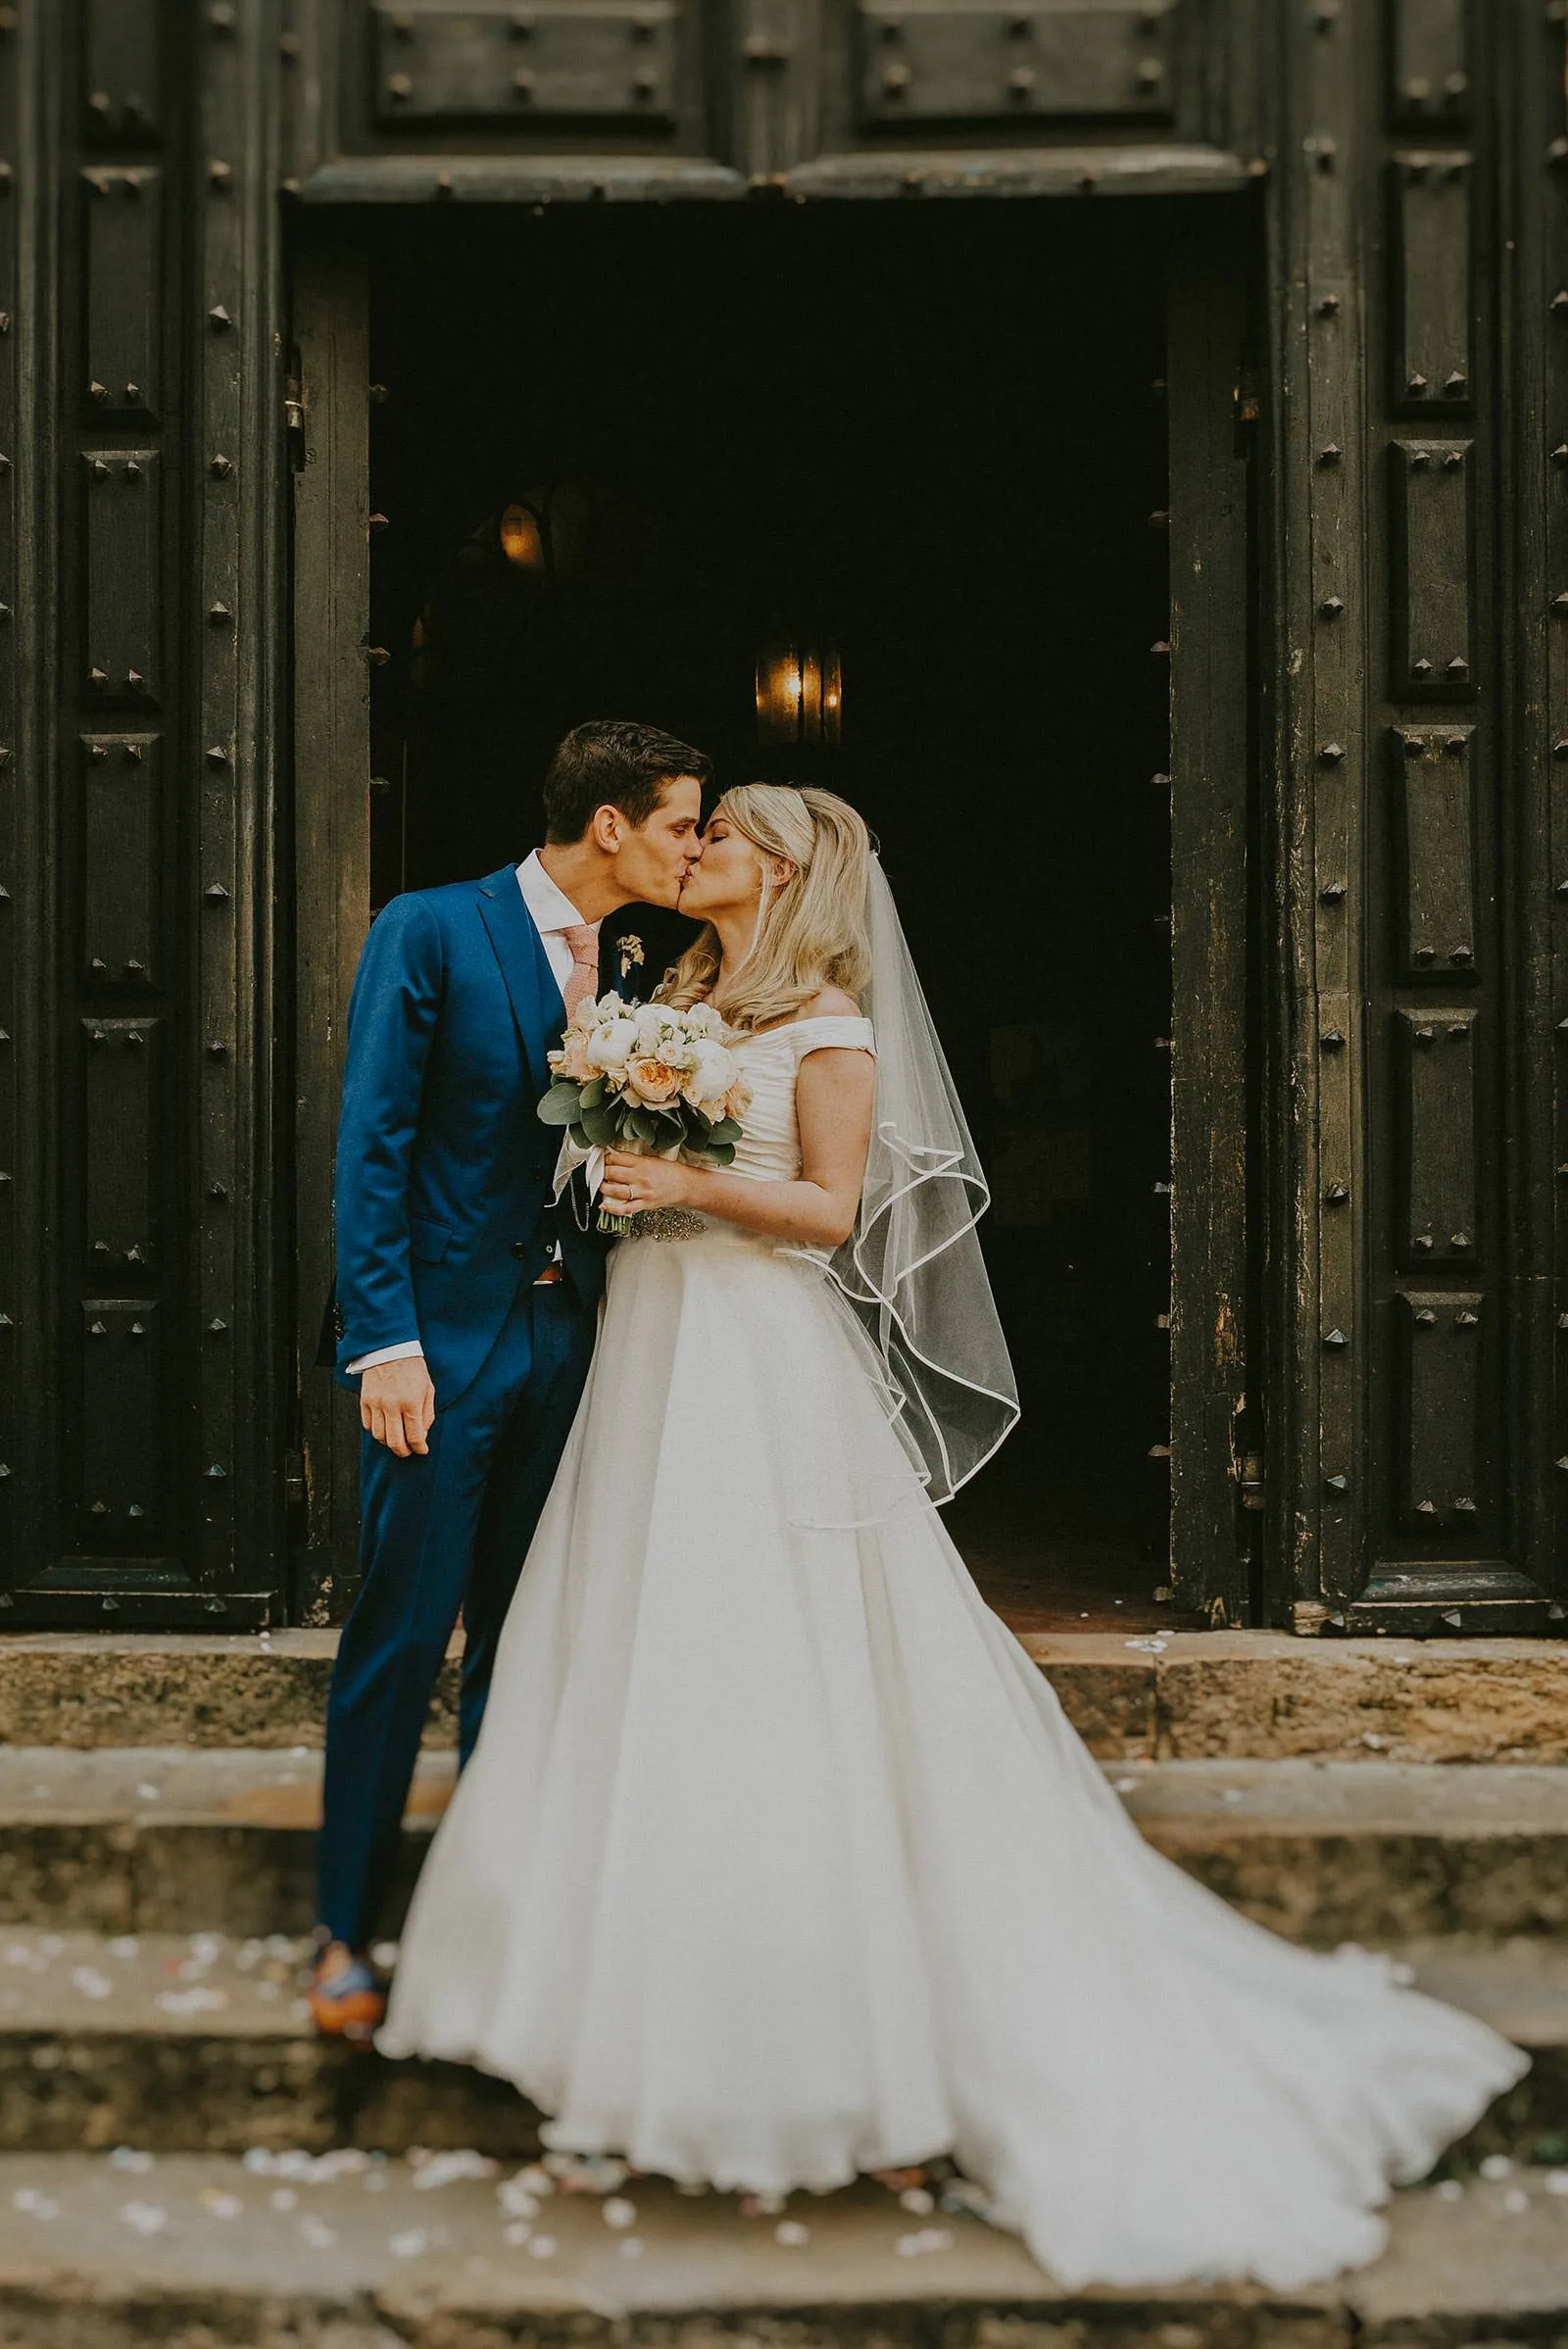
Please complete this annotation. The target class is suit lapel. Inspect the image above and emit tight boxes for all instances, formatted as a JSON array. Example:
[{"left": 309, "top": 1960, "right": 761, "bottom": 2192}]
[{"left": 476, "top": 865, "right": 566, "bottom": 1101}]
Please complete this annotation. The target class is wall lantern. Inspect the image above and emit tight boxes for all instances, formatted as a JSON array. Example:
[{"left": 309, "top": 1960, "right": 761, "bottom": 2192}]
[
  {"left": 756, "top": 633, "right": 843, "bottom": 747},
  {"left": 498, "top": 480, "right": 643, "bottom": 584}
]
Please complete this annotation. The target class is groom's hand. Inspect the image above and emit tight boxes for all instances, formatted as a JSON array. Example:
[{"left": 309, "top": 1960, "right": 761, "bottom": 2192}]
[{"left": 360, "top": 1357, "right": 436, "bottom": 1458}]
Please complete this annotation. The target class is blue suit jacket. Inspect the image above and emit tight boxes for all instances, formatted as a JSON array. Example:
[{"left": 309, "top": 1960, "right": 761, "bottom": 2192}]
[{"left": 331, "top": 863, "right": 614, "bottom": 1407}]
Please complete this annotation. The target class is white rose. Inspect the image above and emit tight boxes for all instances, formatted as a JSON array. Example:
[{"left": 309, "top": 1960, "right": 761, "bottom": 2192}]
[
  {"left": 686, "top": 1003, "right": 722, "bottom": 1039},
  {"left": 688, "top": 1040, "right": 736, "bottom": 1106},
  {"left": 632, "top": 1003, "right": 668, "bottom": 1052},
  {"left": 587, "top": 1016, "right": 638, "bottom": 1071}
]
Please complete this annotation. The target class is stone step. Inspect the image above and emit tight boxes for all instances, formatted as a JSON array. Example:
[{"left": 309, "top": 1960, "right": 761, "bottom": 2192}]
[
  {"left": 0, "top": 1930, "right": 542, "bottom": 2158},
  {"left": 0, "top": 1928, "right": 1559, "bottom": 2167},
  {"left": 5, "top": 1628, "right": 1568, "bottom": 1762},
  {"left": 1116, "top": 1756, "right": 1568, "bottom": 1939},
  {"left": 4, "top": 1745, "right": 1568, "bottom": 1942},
  {"left": 0, "top": 2150, "right": 1563, "bottom": 2348},
  {"left": 0, "top": 1744, "right": 448, "bottom": 1937}
]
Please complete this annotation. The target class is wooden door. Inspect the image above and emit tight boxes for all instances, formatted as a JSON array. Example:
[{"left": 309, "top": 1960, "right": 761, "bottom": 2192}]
[
  {"left": 1262, "top": 0, "right": 1563, "bottom": 1635},
  {"left": 0, "top": 0, "right": 285, "bottom": 1627},
  {"left": 290, "top": 243, "right": 371, "bottom": 1623},
  {"left": 1165, "top": 210, "right": 1258, "bottom": 1620}
]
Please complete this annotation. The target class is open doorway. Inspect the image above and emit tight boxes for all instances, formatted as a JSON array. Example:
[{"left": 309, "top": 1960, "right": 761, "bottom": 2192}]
[{"left": 292, "top": 198, "right": 1255, "bottom": 1631}]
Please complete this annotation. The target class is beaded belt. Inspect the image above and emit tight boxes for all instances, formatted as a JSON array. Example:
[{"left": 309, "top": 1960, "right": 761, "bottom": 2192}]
[{"left": 624, "top": 1206, "right": 710, "bottom": 1243}]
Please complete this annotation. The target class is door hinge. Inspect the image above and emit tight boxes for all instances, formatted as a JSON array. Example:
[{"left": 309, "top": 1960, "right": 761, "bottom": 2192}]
[
  {"left": 284, "top": 376, "right": 306, "bottom": 471},
  {"left": 283, "top": 1448, "right": 307, "bottom": 1508}
]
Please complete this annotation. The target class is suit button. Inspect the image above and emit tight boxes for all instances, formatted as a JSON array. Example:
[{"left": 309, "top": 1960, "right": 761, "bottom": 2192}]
[{"left": 511, "top": 1240, "right": 527, "bottom": 1258}]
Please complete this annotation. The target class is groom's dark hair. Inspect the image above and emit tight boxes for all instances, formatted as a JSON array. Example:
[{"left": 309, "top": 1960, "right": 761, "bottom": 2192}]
[{"left": 542, "top": 720, "right": 711, "bottom": 844}]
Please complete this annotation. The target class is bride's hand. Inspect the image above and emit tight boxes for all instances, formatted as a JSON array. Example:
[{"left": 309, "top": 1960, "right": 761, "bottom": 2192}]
[{"left": 602, "top": 1149, "right": 689, "bottom": 1214}]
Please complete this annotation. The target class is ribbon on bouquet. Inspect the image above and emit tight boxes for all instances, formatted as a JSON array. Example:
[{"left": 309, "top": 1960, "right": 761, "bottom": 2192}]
[{"left": 552, "top": 1132, "right": 605, "bottom": 1231}]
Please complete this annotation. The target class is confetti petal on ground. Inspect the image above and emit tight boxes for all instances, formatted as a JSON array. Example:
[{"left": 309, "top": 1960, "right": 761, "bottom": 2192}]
[
  {"left": 527, "top": 2234, "right": 558, "bottom": 2258},
  {"left": 899, "top": 2187, "right": 935, "bottom": 2214},
  {"left": 109, "top": 2148, "right": 154, "bottom": 2174},
  {"left": 197, "top": 2189, "right": 242, "bottom": 2220},
  {"left": 1480, "top": 2154, "right": 1515, "bottom": 2180},
  {"left": 775, "top": 2221, "right": 810, "bottom": 2246},
  {"left": 411, "top": 2149, "right": 496, "bottom": 2191},
  {"left": 120, "top": 2202, "right": 168, "bottom": 2235},
  {"left": 389, "top": 2229, "right": 428, "bottom": 2258},
  {"left": 896, "top": 2227, "right": 954, "bottom": 2257},
  {"left": 299, "top": 2217, "right": 337, "bottom": 2249},
  {"left": 602, "top": 2197, "right": 637, "bottom": 2228}
]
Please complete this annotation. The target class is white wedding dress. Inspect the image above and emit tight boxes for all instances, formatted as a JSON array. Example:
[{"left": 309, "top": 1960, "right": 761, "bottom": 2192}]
[{"left": 378, "top": 1012, "right": 1527, "bottom": 2292}]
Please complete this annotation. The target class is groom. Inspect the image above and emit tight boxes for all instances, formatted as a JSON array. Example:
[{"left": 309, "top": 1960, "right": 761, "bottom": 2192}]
[{"left": 311, "top": 719, "right": 710, "bottom": 2037}]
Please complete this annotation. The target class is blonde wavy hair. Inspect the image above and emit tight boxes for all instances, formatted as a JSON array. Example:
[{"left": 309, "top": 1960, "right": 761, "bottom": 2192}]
[{"left": 661, "top": 784, "right": 872, "bottom": 1034}]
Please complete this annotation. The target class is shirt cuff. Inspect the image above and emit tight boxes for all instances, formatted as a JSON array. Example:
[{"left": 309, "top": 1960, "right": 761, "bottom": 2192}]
[{"left": 346, "top": 1341, "right": 425, "bottom": 1376}]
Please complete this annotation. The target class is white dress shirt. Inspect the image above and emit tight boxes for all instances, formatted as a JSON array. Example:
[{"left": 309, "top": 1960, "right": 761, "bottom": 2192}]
[{"left": 346, "top": 854, "right": 596, "bottom": 1377}]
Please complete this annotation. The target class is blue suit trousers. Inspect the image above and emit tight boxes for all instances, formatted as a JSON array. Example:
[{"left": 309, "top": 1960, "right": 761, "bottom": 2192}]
[{"left": 316, "top": 1276, "right": 597, "bottom": 1949}]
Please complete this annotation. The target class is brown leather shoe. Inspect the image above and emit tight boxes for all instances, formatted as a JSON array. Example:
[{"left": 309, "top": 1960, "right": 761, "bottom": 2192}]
[{"left": 308, "top": 1941, "right": 387, "bottom": 2045}]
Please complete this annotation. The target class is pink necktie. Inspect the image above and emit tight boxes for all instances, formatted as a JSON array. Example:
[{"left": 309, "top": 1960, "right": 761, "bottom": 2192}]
[{"left": 562, "top": 923, "right": 601, "bottom": 1022}]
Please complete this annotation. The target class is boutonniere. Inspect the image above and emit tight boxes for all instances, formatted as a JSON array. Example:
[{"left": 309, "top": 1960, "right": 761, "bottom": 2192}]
[{"left": 616, "top": 934, "right": 646, "bottom": 979}]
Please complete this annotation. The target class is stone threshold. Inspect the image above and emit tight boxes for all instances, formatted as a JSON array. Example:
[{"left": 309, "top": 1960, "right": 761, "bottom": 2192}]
[{"left": 4, "top": 1630, "right": 1568, "bottom": 1764}]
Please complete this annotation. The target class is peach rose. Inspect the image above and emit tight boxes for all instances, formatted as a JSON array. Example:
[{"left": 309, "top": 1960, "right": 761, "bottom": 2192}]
[
  {"left": 551, "top": 1032, "right": 594, "bottom": 1084},
  {"left": 627, "top": 1056, "right": 681, "bottom": 1105}
]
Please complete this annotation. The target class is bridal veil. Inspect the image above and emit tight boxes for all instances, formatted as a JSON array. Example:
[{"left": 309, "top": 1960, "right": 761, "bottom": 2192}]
[{"left": 787, "top": 855, "right": 1020, "bottom": 1516}]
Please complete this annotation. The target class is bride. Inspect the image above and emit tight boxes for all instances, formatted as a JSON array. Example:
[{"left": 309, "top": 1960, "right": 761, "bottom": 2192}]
[{"left": 378, "top": 782, "right": 1526, "bottom": 2291}]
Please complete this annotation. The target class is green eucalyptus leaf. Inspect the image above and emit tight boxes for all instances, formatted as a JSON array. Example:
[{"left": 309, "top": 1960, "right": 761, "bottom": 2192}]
[
  {"left": 537, "top": 1086, "right": 582, "bottom": 1128},
  {"left": 579, "top": 1102, "right": 619, "bottom": 1149}
]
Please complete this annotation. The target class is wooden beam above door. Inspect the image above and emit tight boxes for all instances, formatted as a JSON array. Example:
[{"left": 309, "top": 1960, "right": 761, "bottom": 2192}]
[{"left": 282, "top": 0, "right": 1265, "bottom": 201}]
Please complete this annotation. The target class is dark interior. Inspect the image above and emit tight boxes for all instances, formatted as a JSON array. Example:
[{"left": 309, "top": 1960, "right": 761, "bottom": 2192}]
[{"left": 359, "top": 201, "right": 1179, "bottom": 1625}]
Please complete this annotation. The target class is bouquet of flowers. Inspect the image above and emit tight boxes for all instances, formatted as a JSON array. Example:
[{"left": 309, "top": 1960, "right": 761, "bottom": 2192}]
[{"left": 538, "top": 993, "right": 752, "bottom": 1237}]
